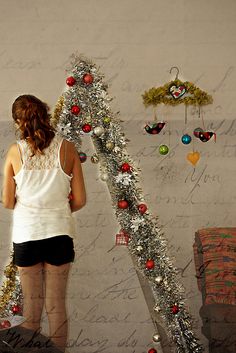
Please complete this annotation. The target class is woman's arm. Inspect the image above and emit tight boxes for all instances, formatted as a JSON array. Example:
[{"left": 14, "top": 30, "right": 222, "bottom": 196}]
[
  {"left": 2, "top": 145, "right": 16, "bottom": 209},
  {"left": 69, "top": 145, "right": 86, "bottom": 213}
]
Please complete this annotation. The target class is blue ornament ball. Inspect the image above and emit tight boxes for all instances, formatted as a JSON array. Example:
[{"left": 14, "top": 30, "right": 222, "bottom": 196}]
[{"left": 181, "top": 134, "right": 192, "bottom": 145}]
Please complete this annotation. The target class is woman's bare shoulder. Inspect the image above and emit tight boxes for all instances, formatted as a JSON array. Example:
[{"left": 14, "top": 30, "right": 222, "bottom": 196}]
[{"left": 6, "top": 143, "right": 18, "bottom": 156}]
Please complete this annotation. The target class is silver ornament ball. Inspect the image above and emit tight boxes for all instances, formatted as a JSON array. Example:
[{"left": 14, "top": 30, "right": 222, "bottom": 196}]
[
  {"left": 93, "top": 126, "right": 104, "bottom": 136},
  {"left": 154, "top": 276, "right": 163, "bottom": 284},
  {"left": 91, "top": 154, "right": 99, "bottom": 164},
  {"left": 153, "top": 304, "right": 161, "bottom": 312}
]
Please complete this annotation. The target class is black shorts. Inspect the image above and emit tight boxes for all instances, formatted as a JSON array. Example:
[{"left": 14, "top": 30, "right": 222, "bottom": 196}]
[{"left": 13, "top": 235, "right": 75, "bottom": 267}]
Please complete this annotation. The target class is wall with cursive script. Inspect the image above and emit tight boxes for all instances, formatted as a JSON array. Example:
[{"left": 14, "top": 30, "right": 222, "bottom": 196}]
[{"left": 1, "top": 1, "right": 236, "bottom": 352}]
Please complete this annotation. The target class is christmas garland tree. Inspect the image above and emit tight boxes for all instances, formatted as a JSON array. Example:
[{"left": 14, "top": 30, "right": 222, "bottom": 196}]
[{"left": 52, "top": 54, "right": 203, "bottom": 353}]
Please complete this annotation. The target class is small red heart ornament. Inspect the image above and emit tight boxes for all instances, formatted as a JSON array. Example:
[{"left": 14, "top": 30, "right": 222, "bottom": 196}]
[{"left": 169, "top": 85, "right": 186, "bottom": 99}]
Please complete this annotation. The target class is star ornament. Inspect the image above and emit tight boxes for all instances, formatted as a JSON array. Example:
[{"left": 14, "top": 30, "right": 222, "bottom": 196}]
[
  {"left": 57, "top": 122, "right": 72, "bottom": 135},
  {"left": 130, "top": 217, "right": 145, "bottom": 231},
  {"left": 115, "top": 173, "right": 132, "bottom": 186},
  {"left": 113, "top": 146, "right": 121, "bottom": 154}
]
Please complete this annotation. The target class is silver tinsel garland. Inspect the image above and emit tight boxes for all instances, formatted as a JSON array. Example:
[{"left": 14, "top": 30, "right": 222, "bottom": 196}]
[{"left": 54, "top": 53, "right": 203, "bottom": 353}]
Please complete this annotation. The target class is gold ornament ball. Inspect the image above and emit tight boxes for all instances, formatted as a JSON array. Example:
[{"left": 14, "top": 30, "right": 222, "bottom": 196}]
[
  {"left": 105, "top": 141, "right": 115, "bottom": 151},
  {"left": 91, "top": 154, "right": 99, "bottom": 164},
  {"left": 103, "top": 117, "right": 111, "bottom": 124},
  {"left": 152, "top": 333, "right": 161, "bottom": 343},
  {"left": 101, "top": 173, "right": 109, "bottom": 181}
]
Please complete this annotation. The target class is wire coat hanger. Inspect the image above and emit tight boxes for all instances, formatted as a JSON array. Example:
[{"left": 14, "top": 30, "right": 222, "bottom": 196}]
[{"left": 142, "top": 67, "right": 213, "bottom": 107}]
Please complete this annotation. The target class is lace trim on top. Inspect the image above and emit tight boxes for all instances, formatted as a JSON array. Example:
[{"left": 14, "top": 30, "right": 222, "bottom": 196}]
[{"left": 19, "top": 135, "right": 61, "bottom": 170}]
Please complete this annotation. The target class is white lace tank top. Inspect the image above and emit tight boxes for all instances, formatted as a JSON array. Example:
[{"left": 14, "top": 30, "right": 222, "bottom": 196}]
[{"left": 12, "top": 134, "right": 75, "bottom": 243}]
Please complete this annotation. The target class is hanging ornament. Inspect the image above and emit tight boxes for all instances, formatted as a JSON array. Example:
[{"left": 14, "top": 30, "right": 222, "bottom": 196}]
[
  {"left": 105, "top": 141, "right": 115, "bottom": 151},
  {"left": 103, "top": 117, "right": 111, "bottom": 124},
  {"left": 144, "top": 122, "right": 165, "bottom": 135},
  {"left": 193, "top": 127, "right": 204, "bottom": 138},
  {"left": 118, "top": 200, "right": 129, "bottom": 209},
  {"left": 138, "top": 203, "right": 147, "bottom": 214},
  {"left": 148, "top": 348, "right": 157, "bottom": 353},
  {"left": 198, "top": 131, "right": 216, "bottom": 142},
  {"left": 79, "top": 152, "right": 87, "bottom": 163},
  {"left": 66, "top": 76, "right": 76, "bottom": 86},
  {"left": 93, "top": 126, "right": 105, "bottom": 136},
  {"left": 181, "top": 134, "right": 192, "bottom": 145},
  {"left": 71, "top": 105, "right": 81, "bottom": 115},
  {"left": 152, "top": 333, "right": 161, "bottom": 343},
  {"left": 169, "top": 84, "right": 186, "bottom": 99},
  {"left": 121, "top": 162, "right": 132, "bottom": 173},
  {"left": 159, "top": 144, "right": 169, "bottom": 155},
  {"left": 82, "top": 123, "right": 92, "bottom": 133},
  {"left": 171, "top": 304, "right": 180, "bottom": 314},
  {"left": 91, "top": 154, "right": 99, "bottom": 164},
  {"left": 83, "top": 73, "right": 94, "bottom": 84},
  {"left": 100, "top": 172, "right": 109, "bottom": 181},
  {"left": 146, "top": 259, "right": 155, "bottom": 270},
  {"left": 12, "top": 304, "right": 21, "bottom": 315},
  {"left": 187, "top": 151, "right": 200, "bottom": 166},
  {"left": 115, "top": 229, "right": 129, "bottom": 245},
  {"left": 154, "top": 276, "right": 163, "bottom": 284}
]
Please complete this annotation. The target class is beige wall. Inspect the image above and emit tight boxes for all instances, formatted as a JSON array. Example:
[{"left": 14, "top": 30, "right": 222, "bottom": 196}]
[{"left": 1, "top": 1, "right": 236, "bottom": 352}]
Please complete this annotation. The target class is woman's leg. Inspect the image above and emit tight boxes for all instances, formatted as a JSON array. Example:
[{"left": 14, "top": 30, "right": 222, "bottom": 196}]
[
  {"left": 44, "top": 262, "right": 71, "bottom": 352},
  {"left": 17, "top": 263, "right": 44, "bottom": 332}
]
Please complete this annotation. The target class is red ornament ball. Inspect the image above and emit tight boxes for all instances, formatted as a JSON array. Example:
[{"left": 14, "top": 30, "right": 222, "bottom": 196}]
[
  {"left": 66, "top": 76, "right": 76, "bottom": 86},
  {"left": 82, "top": 124, "right": 92, "bottom": 133},
  {"left": 79, "top": 152, "right": 87, "bottom": 163},
  {"left": 83, "top": 73, "right": 94, "bottom": 84},
  {"left": 0, "top": 319, "right": 11, "bottom": 329},
  {"left": 148, "top": 349, "right": 157, "bottom": 353},
  {"left": 121, "top": 162, "right": 132, "bottom": 173},
  {"left": 71, "top": 105, "right": 81, "bottom": 115},
  {"left": 12, "top": 305, "right": 21, "bottom": 315},
  {"left": 171, "top": 304, "right": 179, "bottom": 314},
  {"left": 118, "top": 200, "right": 129, "bottom": 209},
  {"left": 138, "top": 203, "right": 147, "bottom": 214},
  {"left": 146, "top": 259, "right": 155, "bottom": 270}
]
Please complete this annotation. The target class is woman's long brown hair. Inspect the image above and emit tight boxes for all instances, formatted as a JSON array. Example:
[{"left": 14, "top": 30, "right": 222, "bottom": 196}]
[{"left": 12, "top": 95, "right": 55, "bottom": 156}]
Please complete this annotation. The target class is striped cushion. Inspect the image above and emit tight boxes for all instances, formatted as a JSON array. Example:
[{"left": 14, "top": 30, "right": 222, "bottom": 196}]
[{"left": 193, "top": 228, "right": 236, "bottom": 305}]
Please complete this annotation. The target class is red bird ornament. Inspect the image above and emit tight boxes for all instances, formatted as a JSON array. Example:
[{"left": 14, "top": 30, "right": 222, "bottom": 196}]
[{"left": 144, "top": 122, "right": 165, "bottom": 134}]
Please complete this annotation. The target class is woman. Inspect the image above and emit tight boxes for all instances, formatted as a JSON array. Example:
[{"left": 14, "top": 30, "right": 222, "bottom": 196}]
[{"left": 2, "top": 94, "right": 86, "bottom": 352}]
